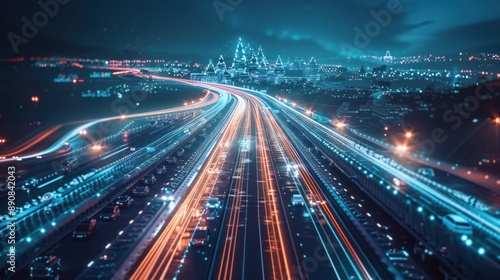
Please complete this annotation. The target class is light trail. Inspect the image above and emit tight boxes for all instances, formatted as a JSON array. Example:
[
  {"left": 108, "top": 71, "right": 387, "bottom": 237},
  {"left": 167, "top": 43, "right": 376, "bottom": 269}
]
[
  {"left": 36, "top": 175, "right": 64, "bottom": 189},
  {"left": 0, "top": 90, "right": 218, "bottom": 162},
  {"left": 212, "top": 84, "right": 378, "bottom": 279},
  {"left": 130, "top": 95, "right": 245, "bottom": 280}
]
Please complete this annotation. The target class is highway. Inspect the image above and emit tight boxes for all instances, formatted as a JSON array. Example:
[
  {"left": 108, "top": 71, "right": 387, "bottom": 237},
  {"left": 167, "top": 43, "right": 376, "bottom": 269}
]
[
  {"left": 0, "top": 87, "right": 229, "bottom": 277},
  {"left": 127, "top": 79, "right": 393, "bottom": 280},
  {"left": 4, "top": 72, "right": 499, "bottom": 279}
]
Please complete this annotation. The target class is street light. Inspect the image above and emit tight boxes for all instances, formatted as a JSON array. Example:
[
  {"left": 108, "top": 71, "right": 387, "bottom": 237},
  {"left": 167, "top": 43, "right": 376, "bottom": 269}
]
[{"left": 405, "top": 132, "right": 412, "bottom": 138}]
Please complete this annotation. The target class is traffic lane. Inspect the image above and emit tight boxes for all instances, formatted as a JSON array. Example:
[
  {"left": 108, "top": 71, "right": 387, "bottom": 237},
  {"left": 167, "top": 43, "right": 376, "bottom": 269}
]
[
  {"left": 307, "top": 137, "right": 434, "bottom": 278},
  {"left": 12, "top": 151, "right": 188, "bottom": 279},
  {"left": 12, "top": 193, "right": 155, "bottom": 280},
  {"left": 178, "top": 119, "right": 246, "bottom": 280},
  {"left": 288, "top": 205, "right": 348, "bottom": 279},
  {"left": 1, "top": 120, "right": 186, "bottom": 211}
]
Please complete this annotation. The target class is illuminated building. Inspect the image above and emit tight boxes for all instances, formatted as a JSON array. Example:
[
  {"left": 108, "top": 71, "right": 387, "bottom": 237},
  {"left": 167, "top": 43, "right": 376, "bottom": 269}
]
[{"left": 384, "top": 50, "right": 393, "bottom": 63}]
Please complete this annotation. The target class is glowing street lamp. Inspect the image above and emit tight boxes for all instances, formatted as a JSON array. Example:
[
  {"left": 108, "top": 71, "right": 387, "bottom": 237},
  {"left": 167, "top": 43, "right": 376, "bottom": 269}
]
[
  {"left": 405, "top": 132, "right": 412, "bottom": 138},
  {"left": 396, "top": 145, "right": 408, "bottom": 153}
]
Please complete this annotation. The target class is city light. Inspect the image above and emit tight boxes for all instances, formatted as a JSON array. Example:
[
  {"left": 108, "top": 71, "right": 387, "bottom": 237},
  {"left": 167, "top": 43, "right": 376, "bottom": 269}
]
[
  {"left": 478, "top": 247, "right": 486, "bottom": 255},
  {"left": 92, "top": 144, "right": 102, "bottom": 151},
  {"left": 396, "top": 145, "right": 408, "bottom": 152},
  {"left": 405, "top": 132, "right": 412, "bottom": 138},
  {"left": 79, "top": 129, "right": 87, "bottom": 135}
]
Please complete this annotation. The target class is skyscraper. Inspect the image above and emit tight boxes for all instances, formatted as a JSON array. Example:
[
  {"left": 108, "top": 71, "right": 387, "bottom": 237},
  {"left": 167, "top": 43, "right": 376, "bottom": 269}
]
[
  {"left": 232, "top": 37, "right": 247, "bottom": 74},
  {"left": 274, "top": 55, "right": 285, "bottom": 76}
]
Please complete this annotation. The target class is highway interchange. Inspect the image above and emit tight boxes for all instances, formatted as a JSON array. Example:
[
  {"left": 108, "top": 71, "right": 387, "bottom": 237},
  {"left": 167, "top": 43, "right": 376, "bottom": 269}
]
[{"left": 1, "top": 73, "right": 499, "bottom": 279}]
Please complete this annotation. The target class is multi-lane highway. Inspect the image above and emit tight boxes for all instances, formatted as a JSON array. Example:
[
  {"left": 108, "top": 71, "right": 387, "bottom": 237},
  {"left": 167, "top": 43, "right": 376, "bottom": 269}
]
[{"left": 3, "top": 72, "right": 499, "bottom": 280}]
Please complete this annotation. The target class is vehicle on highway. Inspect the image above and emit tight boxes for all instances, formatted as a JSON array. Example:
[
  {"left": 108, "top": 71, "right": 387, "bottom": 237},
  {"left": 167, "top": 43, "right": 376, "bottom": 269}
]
[
  {"left": 99, "top": 205, "right": 120, "bottom": 221},
  {"left": 386, "top": 249, "right": 410, "bottom": 261},
  {"left": 141, "top": 174, "right": 157, "bottom": 185},
  {"left": 291, "top": 194, "right": 305, "bottom": 206},
  {"left": 418, "top": 167, "right": 435, "bottom": 177},
  {"left": 24, "top": 177, "right": 40, "bottom": 187},
  {"left": 176, "top": 148, "right": 185, "bottom": 156},
  {"left": 206, "top": 208, "right": 219, "bottom": 220},
  {"left": 165, "top": 157, "right": 177, "bottom": 164},
  {"left": 442, "top": 213, "right": 473, "bottom": 235},
  {"left": 184, "top": 144, "right": 192, "bottom": 149},
  {"left": 161, "top": 187, "right": 175, "bottom": 202},
  {"left": 206, "top": 197, "right": 221, "bottom": 209},
  {"left": 30, "top": 256, "right": 61, "bottom": 279},
  {"left": 156, "top": 165, "right": 167, "bottom": 174},
  {"left": 132, "top": 186, "right": 150, "bottom": 197},
  {"left": 58, "top": 157, "right": 78, "bottom": 173},
  {"left": 115, "top": 196, "right": 134, "bottom": 208},
  {"left": 73, "top": 218, "right": 97, "bottom": 239},
  {"left": 191, "top": 226, "right": 210, "bottom": 246}
]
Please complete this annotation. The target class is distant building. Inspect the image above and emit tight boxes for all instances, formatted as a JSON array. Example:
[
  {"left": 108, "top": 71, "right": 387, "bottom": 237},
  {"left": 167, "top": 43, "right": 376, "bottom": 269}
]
[
  {"left": 274, "top": 55, "right": 286, "bottom": 77},
  {"left": 305, "top": 57, "right": 320, "bottom": 80},
  {"left": 383, "top": 50, "right": 393, "bottom": 63},
  {"left": 373, "top": 65, "right": 387, "bottom": 74},
  {"left": 216, "top": 55, "right": 226, "bottom": 73},
  {"left": 232, "top": 37, "right": 248, "bottom": 75}
]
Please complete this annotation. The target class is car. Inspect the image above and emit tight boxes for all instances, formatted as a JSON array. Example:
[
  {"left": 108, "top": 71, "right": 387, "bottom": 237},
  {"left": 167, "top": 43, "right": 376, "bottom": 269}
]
[
  {"left": 206, "top": 208, "right": 219, "bottom": 220},
  {"left": 442, "top": 213, "right": 473, "bottom": 235},
  {"left": 191, "top": 226, "right": 210, "bottom": 246},
  {"left": 206, "top": 197, "right": 220, "bottom": 209},
  {"left": 99, "top": 205, "right": 120, "bottom": 221},
  {"left": 30, "top": 256, "right": 61, "bottom": 279},
  {"left": 132, "top": 186, "right": 150, "bottom": 197},
  {"left": 24, "top": 177, "right": 39, "bottom": 187},
  {"left": 115, "top": 196, "right": 134, "bottom": 208},
  {"left": 291, "top": 194, "right": 305, "bottom": 206},
  {"left": 418, "top": 167, "right": 435, "bottom": 177},
  {"left": 161, "top": 187, "right": 175, "bottom": 202},
  {"left": 385, "top": 249, "right": 410, "bottom": 261},
  {"left": 156, "top": 165, "right": 167, "bottom": 175},
  {"left": 73, "top": 218, "right": 97, "bottom": 239},
  {"left": 141, "top": 174, "right": 157, "bottom": 185},
  {"left": 165, "top": 157, "right": 177, "bottom": 164}
]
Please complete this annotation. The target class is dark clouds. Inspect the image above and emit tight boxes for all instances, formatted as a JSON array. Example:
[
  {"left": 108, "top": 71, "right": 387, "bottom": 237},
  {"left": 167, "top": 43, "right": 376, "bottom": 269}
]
[{"left": 1, "top": 0, "right": 499, "bottom": 59}]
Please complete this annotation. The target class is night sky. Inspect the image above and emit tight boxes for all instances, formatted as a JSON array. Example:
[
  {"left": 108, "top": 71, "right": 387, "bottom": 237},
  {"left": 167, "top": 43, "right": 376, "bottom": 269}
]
[{"left": 1, "top": 0, "right": 500, "bottom": 60}]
